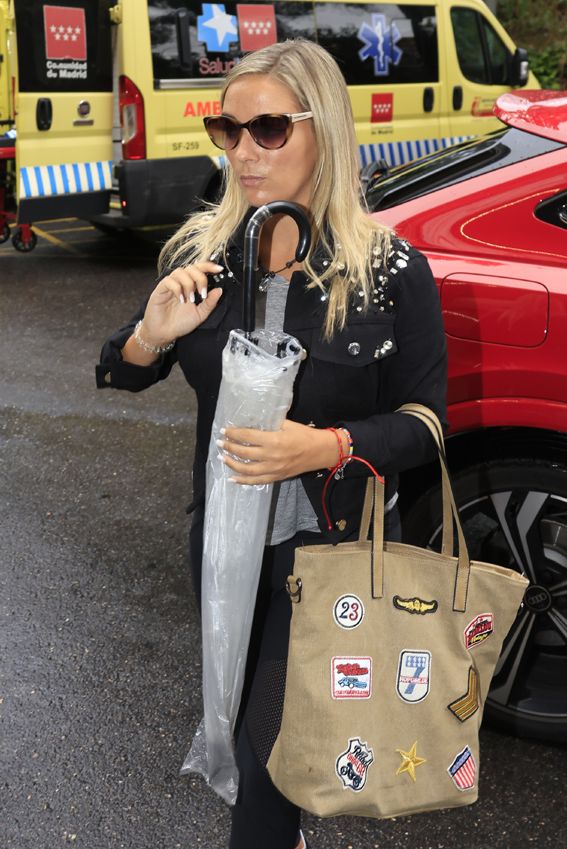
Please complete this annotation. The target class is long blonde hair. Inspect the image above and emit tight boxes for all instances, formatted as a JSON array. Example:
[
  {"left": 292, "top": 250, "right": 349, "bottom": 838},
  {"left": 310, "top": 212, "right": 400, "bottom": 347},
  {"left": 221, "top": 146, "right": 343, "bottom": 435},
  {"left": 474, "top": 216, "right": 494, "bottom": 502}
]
[{"left": 159, "top": 39, "right": 391, "bottom": 338}]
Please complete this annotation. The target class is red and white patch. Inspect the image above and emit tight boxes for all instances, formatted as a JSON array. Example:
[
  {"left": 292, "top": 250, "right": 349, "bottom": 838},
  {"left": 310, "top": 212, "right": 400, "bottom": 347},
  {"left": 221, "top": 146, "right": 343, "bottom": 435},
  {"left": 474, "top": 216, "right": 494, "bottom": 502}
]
[
  {"left": 332, "top": 656, "right": 372, "bottom": 699},
  {"left": 44, "top": 5, "right": 87, "bottom": 61},
  {"left": 237, "top": 5, "right": 277, "bottom": 51},
  {"left": 371, "top": 93, "right": 393, "bottom": 123},
  {"left": 464, "top": 612, "right": 494, "bottom": 649},
  {"left": 333, "top": 594, "right": 364, "bottom": 629}
]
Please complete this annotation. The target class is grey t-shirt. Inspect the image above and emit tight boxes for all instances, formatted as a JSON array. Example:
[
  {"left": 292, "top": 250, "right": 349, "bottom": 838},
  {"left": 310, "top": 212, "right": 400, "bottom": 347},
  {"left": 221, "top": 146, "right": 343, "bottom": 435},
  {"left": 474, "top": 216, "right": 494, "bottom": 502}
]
[{"left": 259, "top": 275, "right": 320, "bottom": 546}]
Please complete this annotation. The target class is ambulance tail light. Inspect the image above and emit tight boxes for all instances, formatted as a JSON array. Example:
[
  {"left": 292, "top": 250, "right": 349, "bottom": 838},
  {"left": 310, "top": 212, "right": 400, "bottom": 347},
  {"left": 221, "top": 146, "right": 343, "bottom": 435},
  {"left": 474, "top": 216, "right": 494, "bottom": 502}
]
[{"left": 119, "top": 75, "right": 146, "bottom": 160}]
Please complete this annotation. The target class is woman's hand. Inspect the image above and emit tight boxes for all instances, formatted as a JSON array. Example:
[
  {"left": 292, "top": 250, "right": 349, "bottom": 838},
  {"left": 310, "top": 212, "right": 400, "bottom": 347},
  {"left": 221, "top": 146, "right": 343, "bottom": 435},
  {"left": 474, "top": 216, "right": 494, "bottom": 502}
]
[
  {"left": 141, "top": 262, "right": 225, "bottom": 348},
  {"left": 217, "top": 420, "right": 343, "bottom": 484}
]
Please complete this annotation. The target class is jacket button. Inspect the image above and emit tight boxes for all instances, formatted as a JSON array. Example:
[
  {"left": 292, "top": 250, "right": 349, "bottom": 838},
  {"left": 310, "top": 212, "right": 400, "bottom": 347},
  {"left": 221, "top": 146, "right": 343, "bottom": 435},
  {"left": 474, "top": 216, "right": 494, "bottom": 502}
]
[
  {"left": 348, "top": 342, "right": 361, "bottom": 356},
  {"left": 335, "top": 519, "right": 347, "bottom": 531}
]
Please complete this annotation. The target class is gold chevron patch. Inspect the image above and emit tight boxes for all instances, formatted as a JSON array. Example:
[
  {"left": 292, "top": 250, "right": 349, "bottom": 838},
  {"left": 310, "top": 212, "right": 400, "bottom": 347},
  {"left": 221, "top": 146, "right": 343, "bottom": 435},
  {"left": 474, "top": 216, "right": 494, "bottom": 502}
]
[{"left": 448, "top": 666, "right": 480, "bottom": 721}]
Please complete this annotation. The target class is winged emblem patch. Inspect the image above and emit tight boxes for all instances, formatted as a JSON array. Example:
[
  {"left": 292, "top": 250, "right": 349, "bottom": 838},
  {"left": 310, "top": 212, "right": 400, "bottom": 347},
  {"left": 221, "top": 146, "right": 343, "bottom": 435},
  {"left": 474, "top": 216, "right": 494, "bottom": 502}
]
[{"left": 393, "top": 595, "right": 438, "bottom": 615}]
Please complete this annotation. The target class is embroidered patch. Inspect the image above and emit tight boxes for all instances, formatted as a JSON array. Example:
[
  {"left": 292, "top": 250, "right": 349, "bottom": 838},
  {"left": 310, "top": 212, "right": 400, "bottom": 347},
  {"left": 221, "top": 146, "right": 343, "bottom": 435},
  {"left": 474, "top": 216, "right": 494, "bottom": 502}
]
[
  {"left": 448, "top": 667, "right": 480, "bottom": 721},
  {"left": 336, "top": 738, "right": 374, "bottom": 791},
  {"left": 447, "top": 745, "right": 476, "bottom": 791},
  {"left": 393, "top": 595, "right": 438, "bottom": 615},
  {"left": 332, "top": 657, "right": 372, "bottom": 699},
  {"left": 396, "top": 650, "right": 431, "bottom": 703},
  {"left": 395, "top": 740, "right": 426, "bottom": 782},
  {"left": 333, "top": 594, "right": 364, "bottom": 629},
  {"left": 464, "top": 613, "right": 494, "bottom": 649}
]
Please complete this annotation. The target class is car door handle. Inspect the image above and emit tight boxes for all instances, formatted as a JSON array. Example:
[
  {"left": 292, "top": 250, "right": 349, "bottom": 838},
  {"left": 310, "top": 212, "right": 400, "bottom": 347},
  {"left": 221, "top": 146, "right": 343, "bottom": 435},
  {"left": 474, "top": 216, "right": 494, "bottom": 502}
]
[
  {"left": 453, "top": 86, "right": 463, "bottom": 111},
  {"left": 36, "top": 98, "right": 53, "bottom": 131},
  {"left": 423, "top": 87, "right": 434, "bottom": 113}
]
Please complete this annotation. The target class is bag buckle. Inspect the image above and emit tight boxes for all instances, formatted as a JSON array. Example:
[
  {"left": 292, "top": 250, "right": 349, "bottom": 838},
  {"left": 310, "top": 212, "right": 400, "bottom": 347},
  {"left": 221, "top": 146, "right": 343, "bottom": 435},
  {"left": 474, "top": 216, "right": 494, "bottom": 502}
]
[{"left": 286, "top": 576, "right": 303, "bottom": 603}]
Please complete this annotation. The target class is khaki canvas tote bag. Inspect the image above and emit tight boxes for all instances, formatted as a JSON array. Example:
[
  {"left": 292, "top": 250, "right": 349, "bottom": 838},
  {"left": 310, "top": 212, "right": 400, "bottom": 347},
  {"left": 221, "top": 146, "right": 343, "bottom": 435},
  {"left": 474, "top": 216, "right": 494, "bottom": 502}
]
[{"left": 267, "top": 405, "right": 529, "bottom": 819}]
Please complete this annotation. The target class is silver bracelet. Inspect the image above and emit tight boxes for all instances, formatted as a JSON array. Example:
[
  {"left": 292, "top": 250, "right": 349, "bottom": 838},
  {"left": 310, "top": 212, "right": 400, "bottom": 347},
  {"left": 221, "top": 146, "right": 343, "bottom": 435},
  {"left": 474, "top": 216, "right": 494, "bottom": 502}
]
[{"left": 133, "top": 320, "right": 175, "bottom": 354}]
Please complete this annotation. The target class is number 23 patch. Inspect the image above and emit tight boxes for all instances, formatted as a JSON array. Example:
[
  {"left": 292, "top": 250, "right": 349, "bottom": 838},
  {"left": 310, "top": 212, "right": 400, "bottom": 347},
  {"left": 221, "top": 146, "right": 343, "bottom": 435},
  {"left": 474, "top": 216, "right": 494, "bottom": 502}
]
[{"left": 333, "top": 594, "right": 365, "bottom": 629}]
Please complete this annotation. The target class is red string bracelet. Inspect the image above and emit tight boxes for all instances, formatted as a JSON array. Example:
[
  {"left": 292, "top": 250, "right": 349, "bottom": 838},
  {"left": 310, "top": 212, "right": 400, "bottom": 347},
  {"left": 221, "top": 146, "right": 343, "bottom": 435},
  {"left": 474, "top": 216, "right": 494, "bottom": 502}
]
[{"left": 325, "top": 427, "right": 346, "bottom": 468}]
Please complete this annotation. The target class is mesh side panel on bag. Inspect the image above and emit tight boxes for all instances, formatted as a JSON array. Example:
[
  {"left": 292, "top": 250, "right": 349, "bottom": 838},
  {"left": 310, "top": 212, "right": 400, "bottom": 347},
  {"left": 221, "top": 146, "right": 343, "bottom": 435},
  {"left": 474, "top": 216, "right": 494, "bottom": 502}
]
[{"left": 246, "top": 658, "right": 287, "bottom": 767}]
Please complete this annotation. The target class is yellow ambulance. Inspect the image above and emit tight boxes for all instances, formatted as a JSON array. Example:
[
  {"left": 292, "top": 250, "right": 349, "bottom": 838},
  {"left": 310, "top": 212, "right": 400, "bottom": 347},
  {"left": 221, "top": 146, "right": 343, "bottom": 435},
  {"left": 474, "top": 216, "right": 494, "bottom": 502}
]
[{"left": 3, "top": 0, "right": 538, "bottom": 238}]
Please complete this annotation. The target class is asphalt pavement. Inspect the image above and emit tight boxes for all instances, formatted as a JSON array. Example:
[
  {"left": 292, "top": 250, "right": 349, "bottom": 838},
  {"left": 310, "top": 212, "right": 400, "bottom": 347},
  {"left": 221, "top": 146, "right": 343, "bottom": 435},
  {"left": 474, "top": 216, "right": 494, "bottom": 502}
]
[{"left": 1, "top": 221, "right": 565, "bottom": 849}]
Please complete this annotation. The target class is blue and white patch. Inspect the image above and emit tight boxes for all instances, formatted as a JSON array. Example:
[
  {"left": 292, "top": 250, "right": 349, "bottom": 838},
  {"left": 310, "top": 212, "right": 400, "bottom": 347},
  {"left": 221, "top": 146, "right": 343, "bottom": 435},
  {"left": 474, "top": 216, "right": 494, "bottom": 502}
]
[
  {"left": 332, "top": 656, "right": 372, "bottom": 699},
  {"left": 333, "top": 594, "right": 364, "bottom": 630},
  {"left": 396, "top": 650, "right": 431, "bottom": 703},
  {"left": 336, "top": 737, "right": 374, "bottom": 792}
]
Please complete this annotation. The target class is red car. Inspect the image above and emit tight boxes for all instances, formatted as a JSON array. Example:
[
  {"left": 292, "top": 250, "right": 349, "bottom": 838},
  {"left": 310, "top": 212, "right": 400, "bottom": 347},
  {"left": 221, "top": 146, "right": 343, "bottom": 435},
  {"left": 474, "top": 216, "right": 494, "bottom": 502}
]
[{"left": 367, "top": 90, "right": 567, "bottom": 745}]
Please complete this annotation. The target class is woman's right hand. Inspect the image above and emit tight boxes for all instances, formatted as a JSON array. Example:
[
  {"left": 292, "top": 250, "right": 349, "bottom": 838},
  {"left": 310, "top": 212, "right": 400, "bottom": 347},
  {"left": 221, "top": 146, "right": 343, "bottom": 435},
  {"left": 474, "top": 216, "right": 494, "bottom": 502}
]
[{"left": 141, "top": 262, "right": 225, "bottom": 348}]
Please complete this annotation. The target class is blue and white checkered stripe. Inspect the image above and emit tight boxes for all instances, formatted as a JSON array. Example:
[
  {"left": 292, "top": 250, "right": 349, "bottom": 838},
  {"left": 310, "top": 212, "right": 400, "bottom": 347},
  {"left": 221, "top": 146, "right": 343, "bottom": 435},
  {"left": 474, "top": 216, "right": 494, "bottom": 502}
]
[
  {"left": 19, "top": 160, "right": 113, "bottom": 199},
  {"left": 359, "top": 136, "right": 470, "bottom": 168}
]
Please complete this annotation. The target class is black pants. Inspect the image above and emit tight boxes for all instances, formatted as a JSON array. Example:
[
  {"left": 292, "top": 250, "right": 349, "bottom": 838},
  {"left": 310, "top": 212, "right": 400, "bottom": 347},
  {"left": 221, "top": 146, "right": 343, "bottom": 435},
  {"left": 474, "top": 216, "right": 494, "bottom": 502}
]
[{"left": 229, "top": 509, "right": 402, "bottom": 849}]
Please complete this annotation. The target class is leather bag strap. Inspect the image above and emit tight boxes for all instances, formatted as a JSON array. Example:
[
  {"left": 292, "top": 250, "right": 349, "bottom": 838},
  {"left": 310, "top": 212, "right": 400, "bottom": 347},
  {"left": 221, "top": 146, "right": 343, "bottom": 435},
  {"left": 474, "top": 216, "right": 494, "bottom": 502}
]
[{"left": 361, "top": 404, "right": 471, "bottom": 612}]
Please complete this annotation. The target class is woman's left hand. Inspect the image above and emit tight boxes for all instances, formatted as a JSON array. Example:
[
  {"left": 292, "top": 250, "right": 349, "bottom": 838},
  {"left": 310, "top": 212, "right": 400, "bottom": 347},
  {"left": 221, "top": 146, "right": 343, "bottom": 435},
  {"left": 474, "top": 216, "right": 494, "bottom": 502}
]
[{"left": 218, "top": 419, "right": 340, "bottom": 485}]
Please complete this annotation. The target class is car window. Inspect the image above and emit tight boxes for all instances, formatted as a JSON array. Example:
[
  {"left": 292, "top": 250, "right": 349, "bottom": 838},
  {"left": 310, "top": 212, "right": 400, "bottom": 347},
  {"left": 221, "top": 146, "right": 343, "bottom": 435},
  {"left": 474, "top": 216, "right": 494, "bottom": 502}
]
[
  {"left": 14, "top": 0, "right": 112, "bottom": 93},
  {"left": 148, "top": 2, "right": 438, "bottom": 86},
  {"left": 366, "top": 128, "right": 565, "bottom": 211},
  {"left": 315, "top": 3, "right": 438, "bottom": 85},
  {"left": 451, "top": 6, "right": 512, "bottom": 86}
]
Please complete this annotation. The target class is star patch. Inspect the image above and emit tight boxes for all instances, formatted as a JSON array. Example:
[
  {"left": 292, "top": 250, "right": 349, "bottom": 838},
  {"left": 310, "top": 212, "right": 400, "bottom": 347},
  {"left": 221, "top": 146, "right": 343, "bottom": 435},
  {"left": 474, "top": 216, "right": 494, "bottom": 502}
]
[
  {"left": 395, "top": 740, "right": 426, "bottom": 782},
  {"left": 197, "top": 4, "right": 238, "bottom": 53},
  {"left": 448, "top": 666, "right": 480, "bottom": 721}
]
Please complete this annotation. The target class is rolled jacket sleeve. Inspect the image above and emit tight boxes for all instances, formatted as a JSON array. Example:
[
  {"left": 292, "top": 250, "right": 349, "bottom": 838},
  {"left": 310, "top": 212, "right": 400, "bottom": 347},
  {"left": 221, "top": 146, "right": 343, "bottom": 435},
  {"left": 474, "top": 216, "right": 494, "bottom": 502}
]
[
  {"left": 340, "top": 252, "right": 447, "bottom": 476},
  {"left": 95, "top": 296, "right": 178, "bottom": 392}
]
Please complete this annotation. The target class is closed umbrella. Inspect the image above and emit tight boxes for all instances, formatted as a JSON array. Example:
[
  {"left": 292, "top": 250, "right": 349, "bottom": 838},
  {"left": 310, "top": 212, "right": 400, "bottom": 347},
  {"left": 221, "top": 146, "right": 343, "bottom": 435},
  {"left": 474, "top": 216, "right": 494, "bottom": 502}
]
[{"left": 182, "top": 202, "right": 311, "bottom": 804}]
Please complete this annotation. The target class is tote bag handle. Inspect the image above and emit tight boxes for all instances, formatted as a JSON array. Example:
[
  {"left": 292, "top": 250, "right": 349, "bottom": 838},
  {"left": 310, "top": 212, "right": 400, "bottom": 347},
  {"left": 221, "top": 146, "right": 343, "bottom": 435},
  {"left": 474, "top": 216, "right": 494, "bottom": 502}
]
[{"left": 360, "top": 405, "right": 471, "bottom": 613}]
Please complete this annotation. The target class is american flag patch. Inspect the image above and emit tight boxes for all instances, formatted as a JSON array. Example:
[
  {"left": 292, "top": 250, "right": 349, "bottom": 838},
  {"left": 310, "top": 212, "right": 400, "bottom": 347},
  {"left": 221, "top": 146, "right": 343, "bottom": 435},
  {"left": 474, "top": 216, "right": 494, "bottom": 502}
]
[{"left": 447, "top": 745, "right": 476, "bottom": 791}]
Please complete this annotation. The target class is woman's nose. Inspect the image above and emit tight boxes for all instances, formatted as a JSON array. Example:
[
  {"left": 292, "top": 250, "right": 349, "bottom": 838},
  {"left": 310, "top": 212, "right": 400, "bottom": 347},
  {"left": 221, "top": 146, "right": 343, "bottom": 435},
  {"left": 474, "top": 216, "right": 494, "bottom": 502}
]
[{"left": 234, "top": 128, "right": 260, "bottom": 161}]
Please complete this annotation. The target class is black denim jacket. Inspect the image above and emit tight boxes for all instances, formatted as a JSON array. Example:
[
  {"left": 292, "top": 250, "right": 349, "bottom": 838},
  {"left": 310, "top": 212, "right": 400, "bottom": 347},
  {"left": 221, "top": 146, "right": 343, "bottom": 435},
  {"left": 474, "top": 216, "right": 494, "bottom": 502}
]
[{"left": 96, "top": 226, "right": 447, "bottom": 548}]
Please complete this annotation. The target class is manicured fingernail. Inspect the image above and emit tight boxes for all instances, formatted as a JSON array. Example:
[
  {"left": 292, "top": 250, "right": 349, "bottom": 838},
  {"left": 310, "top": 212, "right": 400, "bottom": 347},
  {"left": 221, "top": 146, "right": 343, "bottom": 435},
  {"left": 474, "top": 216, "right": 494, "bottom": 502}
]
[
  {"left": 215, "top": 439, "right": 224, "bottom": 449},
  {"left": 201, "top": 288, "right": 208, "bottom": 300},
  {"left": 179, "top": 294, "right": 185, "bottom": 304},
  {"left": 220, "top": 427, "right": 226, "bottom": 435},
  {"left": 213, "top": 263, "right": 224, "bottom": 271},
  {"left": 189, "top": 292, "right": 195, "bottom": 303},
  {"left": 217, "top": 453, "right": 225, "bottom": 463},
  {"left": 228, "top": 477, "right": 237, "bottom": 483}
]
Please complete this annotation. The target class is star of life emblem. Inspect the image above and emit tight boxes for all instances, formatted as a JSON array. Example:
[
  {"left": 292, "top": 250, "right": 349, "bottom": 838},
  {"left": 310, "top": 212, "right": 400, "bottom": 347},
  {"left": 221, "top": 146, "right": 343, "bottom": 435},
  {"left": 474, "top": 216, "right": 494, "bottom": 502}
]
[
  {"left": 396, "top": 650, "right": 431, "bottom": 703},
  {"left": 358, "top": 14, "right": 403, "bottom": 77},
  {"left": 197, "top": 4, "right": 238, "bottom": 53},
  {"left": 336, "top": 737, "right": 374, "bottom": 792}
]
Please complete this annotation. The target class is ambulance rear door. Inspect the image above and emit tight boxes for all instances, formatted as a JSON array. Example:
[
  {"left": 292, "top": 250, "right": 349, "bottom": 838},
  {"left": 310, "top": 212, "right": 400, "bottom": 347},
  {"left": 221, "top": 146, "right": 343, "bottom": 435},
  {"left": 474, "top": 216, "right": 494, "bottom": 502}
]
[
  {"left": 12, "top": 0, "right": 113, "bottom": 223},
  {"left": 0, "top": 0, "right": 12, "bottom": 125}
]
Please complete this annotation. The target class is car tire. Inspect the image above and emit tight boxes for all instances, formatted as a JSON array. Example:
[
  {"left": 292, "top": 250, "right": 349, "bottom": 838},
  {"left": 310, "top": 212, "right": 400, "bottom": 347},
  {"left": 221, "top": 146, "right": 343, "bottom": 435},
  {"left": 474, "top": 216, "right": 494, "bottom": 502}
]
[{"left": 402, "top": 458, "right": 567, "bottom": 743}]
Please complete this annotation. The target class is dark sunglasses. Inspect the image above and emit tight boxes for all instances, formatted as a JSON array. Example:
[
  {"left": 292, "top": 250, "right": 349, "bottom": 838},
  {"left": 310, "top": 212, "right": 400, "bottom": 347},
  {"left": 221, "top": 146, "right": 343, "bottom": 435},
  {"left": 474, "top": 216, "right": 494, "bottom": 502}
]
[{"left": 203, "top": 111, "right": 313, "bottom": 151}]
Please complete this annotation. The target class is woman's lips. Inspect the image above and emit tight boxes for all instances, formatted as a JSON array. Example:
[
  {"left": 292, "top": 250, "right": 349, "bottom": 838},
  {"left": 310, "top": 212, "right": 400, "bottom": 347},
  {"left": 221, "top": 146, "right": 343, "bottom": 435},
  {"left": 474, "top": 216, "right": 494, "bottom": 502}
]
[{"left": 239, "top": 175, "right": 264, "bottom": 187}]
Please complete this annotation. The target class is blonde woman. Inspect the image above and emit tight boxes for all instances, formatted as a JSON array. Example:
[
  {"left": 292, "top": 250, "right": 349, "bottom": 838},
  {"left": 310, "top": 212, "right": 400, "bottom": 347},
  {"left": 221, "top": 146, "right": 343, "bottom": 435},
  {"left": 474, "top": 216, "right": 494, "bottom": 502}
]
[{"left": 97, "top": 40, "right": 447, "bottom": 849}]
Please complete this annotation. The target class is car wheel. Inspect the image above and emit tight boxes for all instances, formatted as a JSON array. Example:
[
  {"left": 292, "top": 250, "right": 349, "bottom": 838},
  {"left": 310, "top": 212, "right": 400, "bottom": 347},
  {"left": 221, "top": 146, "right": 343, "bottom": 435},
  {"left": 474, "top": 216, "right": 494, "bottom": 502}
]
[{"left": 402, "top": 458, "right": 567, "bottom": 743}]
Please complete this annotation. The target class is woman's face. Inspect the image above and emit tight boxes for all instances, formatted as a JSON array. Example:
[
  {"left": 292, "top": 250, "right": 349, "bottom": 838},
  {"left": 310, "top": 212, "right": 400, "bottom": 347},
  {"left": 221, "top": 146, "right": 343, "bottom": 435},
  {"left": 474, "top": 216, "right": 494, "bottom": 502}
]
[{"left": 222, "top": 74, "right": 318, "bottom": 209}]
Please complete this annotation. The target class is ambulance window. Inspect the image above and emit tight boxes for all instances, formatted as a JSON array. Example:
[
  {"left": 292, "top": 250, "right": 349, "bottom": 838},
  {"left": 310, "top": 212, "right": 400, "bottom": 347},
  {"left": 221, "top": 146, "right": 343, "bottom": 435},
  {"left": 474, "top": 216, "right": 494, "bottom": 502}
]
[
  {"left": 451, "top": 8, "right": 512, "bottom": 86},
  {"left": 451, "top": 8, "right": 488, "bottom": 85},
  {"left": 315, "top": 4, "right": 438, "bottom": 85},
  {"left": 481, "top": 18, "right": 510, "bottom": 86},
  {"left": 149, "top": 2, "right": 316, "bottom": 84},
  {"left": 14, "top": 0, "right": 112, "bottom": 93}
]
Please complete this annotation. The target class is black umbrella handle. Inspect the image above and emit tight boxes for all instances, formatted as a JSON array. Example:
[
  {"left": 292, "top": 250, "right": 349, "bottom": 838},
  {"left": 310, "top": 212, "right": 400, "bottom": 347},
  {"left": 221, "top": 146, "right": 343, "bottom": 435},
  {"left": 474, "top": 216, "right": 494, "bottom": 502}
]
[{"left": 242, "top": 201, "right": 311, "bottom": 336}]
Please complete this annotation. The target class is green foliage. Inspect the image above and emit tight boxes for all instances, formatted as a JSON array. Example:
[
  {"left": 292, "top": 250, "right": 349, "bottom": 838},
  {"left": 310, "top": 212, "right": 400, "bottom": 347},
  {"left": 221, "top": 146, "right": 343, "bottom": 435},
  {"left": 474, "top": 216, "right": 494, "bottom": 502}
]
[{"left": 497, "top": 0, "right": 567, "bottom": 88}]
